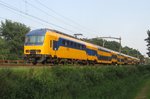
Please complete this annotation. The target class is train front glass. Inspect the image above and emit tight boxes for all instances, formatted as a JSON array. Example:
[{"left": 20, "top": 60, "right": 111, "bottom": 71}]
[{"left": 25, "top": 35, "right": 45, "bottom": 45}]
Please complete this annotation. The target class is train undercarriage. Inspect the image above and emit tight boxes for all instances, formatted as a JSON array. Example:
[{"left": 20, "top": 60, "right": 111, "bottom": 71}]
[
  {"left": 24, "top": 53, "right": 139, "bottom": 65},
  {"left": 24, "top": 54, "right": 97, "bottom": 65}
]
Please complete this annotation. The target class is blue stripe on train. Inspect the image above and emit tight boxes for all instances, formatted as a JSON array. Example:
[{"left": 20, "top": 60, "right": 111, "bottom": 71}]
[
  {"left": 52, "top": 37, "right": 112, "bottom": 60},
  {"left": 53, "top": 38, "right": 96, "bottom": 55}
]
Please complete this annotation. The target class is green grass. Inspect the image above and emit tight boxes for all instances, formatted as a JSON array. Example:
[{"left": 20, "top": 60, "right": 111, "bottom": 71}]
[
  {"left": 133, "top": 76, "right": 150, "bottom": 99},
  {"left": 135, "top": 77, "right": 150, "bottom": 99},
  {"left": 0, "top": 65, "right": 150, "bottom": 99},
  {"left": 147, "top": 84, "right": 150, "bottom": 99}
]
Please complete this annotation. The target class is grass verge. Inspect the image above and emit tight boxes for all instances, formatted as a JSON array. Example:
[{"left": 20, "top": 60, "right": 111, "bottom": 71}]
[{"left": 0, "top": 65, "right": 150, "bottom": 99}]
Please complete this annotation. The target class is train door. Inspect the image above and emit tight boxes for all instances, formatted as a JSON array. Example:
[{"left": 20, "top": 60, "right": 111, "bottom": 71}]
[{"left": 53, "top": 40, "right": 58, "bottom": 56}]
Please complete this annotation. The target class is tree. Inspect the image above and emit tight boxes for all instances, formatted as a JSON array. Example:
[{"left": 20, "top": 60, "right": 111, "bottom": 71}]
[
  {"left": 83, "top": 38, "right": 103, "bottom": 46},
  {"left": 145, "top": 30, "right": 150, "bottom": 57},
  {"left": 83, "top": 38, "right": 121, "bottom": 52},
  {"left": 104, "top": 41, "right": 120, "bottom": 52},
  {"left": 0, "top": 38, "right": 9, "bottom": 60},
  {"left": 121, "top": 46, "right": 141, "bottom": 57},
  {"left": 0, "top": 20, "right": 30, "bottom": 59}
]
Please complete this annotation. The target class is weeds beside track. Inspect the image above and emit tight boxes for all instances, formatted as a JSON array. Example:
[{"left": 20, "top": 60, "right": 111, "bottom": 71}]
[{"left": 0, "top": 65, "right": 150, "bottom": 99}]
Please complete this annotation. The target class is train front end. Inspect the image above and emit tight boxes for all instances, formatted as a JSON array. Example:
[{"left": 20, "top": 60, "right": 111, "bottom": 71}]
[{"left": 24, "top": 29, "right": 47, "bottom": 65}]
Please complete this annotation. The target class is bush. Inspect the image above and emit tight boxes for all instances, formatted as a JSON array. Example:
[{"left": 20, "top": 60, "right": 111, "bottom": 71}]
[{"left": 0, "top": 65, "right": 150, "bottom": 99}]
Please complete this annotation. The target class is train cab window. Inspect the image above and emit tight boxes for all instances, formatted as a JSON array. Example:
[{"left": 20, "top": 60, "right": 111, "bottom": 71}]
[
  {"left": 25, "top": 35, "right": 45, "bottom": 45},
  {"left": 37, "top": 36, "right": 44, "bottom": 43}
]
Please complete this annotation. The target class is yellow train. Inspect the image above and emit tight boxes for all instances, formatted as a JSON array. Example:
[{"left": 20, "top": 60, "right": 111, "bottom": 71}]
[{"left": 24, "top": 28, "right": 140, "bottom": 65}]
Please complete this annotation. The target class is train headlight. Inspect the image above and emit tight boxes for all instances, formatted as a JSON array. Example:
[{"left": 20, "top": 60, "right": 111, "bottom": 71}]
[
  {"left": 36, "top": 50, "right": 41, "bottom": 54},
  {"left": 26, "top": 50, "right": 30, "bottom": 53}
]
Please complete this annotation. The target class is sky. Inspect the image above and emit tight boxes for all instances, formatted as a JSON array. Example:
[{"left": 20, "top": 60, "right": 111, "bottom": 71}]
[{"left": 0, "top": 0, "right": 149, "bottom": 56}]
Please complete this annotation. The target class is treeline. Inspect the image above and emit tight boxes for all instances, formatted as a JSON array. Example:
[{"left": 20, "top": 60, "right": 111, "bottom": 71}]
[
  {"left": 0, "top": 19, "right": 143, "bottom": 60},
  {"left": 0, "top": 20, "right": 30, "bottom": 60}
]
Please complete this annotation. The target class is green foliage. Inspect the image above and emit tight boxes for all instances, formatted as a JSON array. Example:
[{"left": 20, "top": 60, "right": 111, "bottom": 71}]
[
  {"left": 83, "top": 38, "right": 104, "bottom": 46},
  {"left": 0, "top": 20, "right": 30, "bottom": 59},
  {"left": 105, "top": 41, "right": 121, "bottom": 51},
  {"left": 0, "top": 38, "right": 9, "bottom": 59},
  {"left": 121, "top": 46, "right": 142, "bottom": 57},
  {"left": 0, "top": 65, "right": 150, "bottom": 99},
  {"left": 144, "top": 57, "right": 150, "bottom": 65},
  {"left": 145, "top": 30, "right": 150, "bottom": 57}
]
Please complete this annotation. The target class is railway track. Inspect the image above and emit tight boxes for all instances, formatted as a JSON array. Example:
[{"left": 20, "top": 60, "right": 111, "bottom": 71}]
[
  {"left": 0, "top": 60, "right": 138, "bottom": 67},
  {"left": 0, "top": 63, "right": 55, "bottom": 67},
  {"left": 0, "top": 60, "right": 54, "bottom": 67},
  {"left": 0, "top": 60, "right": 93, "bottom": 67}
]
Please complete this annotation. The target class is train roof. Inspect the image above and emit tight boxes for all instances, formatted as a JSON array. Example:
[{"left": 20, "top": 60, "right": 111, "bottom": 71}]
[
  {"left": 26, "top": 29, "right": 46, "bottom": 36},
  {"left": 47, "top": 29, "right": 83, "bottom": 41}
]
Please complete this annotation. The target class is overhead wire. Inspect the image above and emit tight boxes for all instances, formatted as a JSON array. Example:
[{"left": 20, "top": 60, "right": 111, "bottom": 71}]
[
  {"left": 26, "top": 0, "right": 95, "bottom": 35},
  {"left": 0, "top": 16, "right": 37, "bottom": 29},
  {"left": 0, "top": 2, "right": 48, "bottom": 29},
  {"left": 24, "top": 0, "right": 81, "bottom": 33},
  {"left": 0, "top": 0, "right": 76, "bottom": 33},
  {"left": 0, "top": 0, "right": 48, "bottom": 28},
  {"left": 35, "top": 0, "right": 98, "bottom": 35}
]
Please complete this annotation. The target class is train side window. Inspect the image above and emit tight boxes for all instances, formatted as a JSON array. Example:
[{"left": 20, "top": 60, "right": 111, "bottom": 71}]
[
  {"left": 70, "top": 42, "right": 73, "bottom": 46},
  {"left": 81, "top": 45, "right": 83, "bottom": 49},
  {"left": 82, "top": 45, "right": 84, "bottom": 49},
  {"left": 62, "top": 40, "right": 65, "bottom": 45},
  {"left": 68, "top": 41, "right": 71, "bottom": 46},
  {"left": 65, "top": 40, "right": 67, "bottom": 46},
  {"left": 83, "top": 45, "right": 86, "bottom": 49},
  {"left": 67, "top": 41, "right": 69, "bottom": 46},
  {"left": 79, "top": 44, "right": 82, "bottom": 49},
  {"left": 74, "top": 43, "right": 77, "bottom": 48},
  {"left": 78, "top": 44, "right": 80, "bottom": 49},
  {"left": 81, "top": 45, "right": 85, "bottom": 49}
]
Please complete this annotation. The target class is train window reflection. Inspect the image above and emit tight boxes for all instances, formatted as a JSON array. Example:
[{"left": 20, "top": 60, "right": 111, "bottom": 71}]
[{"left": 25, "top": 35, "right": 45, "bottom": 45}]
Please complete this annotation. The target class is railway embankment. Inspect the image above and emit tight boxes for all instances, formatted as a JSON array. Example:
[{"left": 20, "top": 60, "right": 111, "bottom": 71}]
[{"left": 0, "top": 65, "right": 150, "bottom": 99}]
